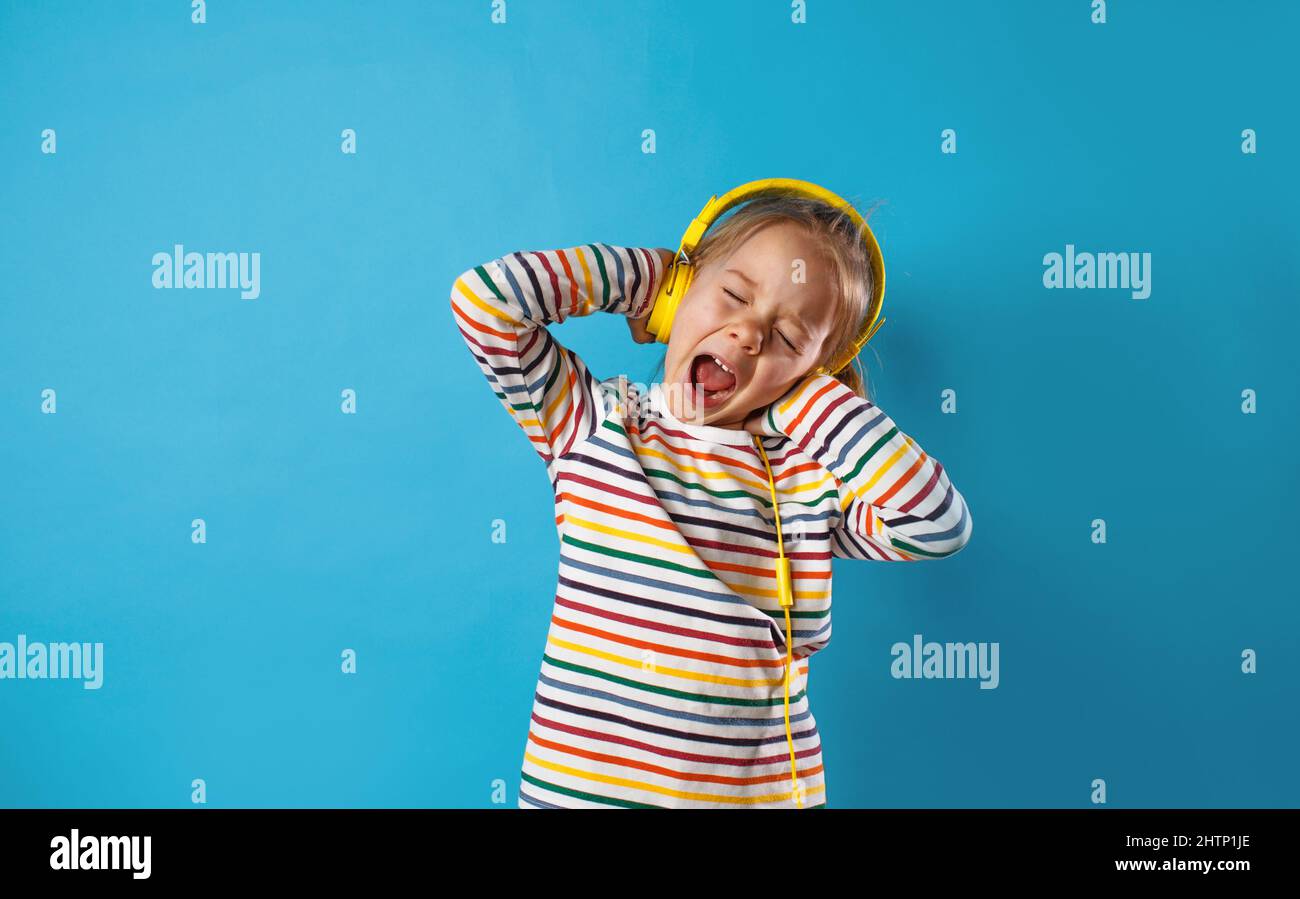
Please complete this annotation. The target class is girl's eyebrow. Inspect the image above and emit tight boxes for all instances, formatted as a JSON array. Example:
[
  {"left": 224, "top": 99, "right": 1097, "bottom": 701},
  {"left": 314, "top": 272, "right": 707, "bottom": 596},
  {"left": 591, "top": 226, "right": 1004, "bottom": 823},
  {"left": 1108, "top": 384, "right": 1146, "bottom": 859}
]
[
  {"left": 724, "top": 267, "right": 758, "bottom": 289},
  {"left": 725, "top": 267, "right": 814, "bottom": 342}
]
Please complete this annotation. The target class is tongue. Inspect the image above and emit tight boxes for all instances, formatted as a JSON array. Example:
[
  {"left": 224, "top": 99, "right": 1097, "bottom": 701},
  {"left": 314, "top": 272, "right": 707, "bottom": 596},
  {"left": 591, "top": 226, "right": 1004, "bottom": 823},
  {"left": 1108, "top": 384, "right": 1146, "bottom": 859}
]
[{"left": 693, "top": 355, "right": 736, "bottom": 393}]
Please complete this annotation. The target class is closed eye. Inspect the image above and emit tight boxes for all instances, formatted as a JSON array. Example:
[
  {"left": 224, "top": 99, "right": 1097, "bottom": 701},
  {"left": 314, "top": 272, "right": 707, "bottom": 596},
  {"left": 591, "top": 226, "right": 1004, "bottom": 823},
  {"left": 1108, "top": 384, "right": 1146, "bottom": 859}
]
[{"left": 725, "top": 288, "right": 799, "bottom": 352}]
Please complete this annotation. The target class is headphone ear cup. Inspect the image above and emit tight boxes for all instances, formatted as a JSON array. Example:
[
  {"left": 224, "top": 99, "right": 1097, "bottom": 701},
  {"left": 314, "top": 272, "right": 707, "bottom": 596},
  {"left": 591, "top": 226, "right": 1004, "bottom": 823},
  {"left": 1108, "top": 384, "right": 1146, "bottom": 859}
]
[{"left": 647, "top": 263, "right": 694, "bottom": 344}]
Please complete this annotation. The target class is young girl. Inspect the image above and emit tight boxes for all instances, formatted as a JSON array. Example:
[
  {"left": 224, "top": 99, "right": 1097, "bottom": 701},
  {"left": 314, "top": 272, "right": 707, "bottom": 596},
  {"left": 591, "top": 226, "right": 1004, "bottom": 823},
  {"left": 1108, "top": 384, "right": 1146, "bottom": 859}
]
[{"left": 449, "top": 195, "right": 972, "bottom": 809}]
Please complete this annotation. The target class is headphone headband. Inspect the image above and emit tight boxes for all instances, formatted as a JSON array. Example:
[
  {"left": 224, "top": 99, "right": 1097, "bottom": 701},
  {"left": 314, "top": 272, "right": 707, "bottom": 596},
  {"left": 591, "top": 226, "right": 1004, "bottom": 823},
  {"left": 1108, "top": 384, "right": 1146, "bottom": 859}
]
[{"left": 647, "top": 177, "right": 886, "bottom": 377}]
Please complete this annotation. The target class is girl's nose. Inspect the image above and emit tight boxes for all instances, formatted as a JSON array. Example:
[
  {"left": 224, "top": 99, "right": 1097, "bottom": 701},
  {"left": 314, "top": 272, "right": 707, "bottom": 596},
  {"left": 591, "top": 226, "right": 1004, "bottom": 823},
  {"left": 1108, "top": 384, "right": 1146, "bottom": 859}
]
[{"left": 728, "top": 318, "right": 764, "bottom": 354}]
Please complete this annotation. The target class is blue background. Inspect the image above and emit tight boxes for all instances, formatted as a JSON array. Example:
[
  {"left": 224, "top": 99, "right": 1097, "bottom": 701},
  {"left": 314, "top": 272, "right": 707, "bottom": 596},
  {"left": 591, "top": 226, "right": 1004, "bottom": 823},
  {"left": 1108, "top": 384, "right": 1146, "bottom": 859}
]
[{"left": 1, "top": 0, "right": 1296, "bottom": 808}]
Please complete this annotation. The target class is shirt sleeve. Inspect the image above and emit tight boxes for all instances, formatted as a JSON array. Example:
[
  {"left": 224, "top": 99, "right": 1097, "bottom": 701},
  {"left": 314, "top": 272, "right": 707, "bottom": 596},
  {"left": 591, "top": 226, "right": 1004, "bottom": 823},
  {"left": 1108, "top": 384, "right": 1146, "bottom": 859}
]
[
  {"left": 449, "top": 243, "right": 667, "bottom": 467},
  {"left": 763, "top": 373, "right": 973, "bottom": 562}
]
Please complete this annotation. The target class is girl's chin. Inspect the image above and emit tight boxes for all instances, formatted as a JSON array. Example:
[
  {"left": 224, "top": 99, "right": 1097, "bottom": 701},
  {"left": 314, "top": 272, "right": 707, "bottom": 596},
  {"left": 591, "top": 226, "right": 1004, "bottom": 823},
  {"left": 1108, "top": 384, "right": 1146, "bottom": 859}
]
[{"left": 676, "top": 380, "right": 740, "bottom": 423}]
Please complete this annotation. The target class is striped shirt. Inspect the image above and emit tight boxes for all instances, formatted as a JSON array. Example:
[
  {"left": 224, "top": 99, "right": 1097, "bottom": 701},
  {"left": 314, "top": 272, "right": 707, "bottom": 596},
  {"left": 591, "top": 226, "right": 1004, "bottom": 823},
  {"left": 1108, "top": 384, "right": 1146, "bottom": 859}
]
[{"left": 450, "top": 243, "right": 973, "bottom": 808}]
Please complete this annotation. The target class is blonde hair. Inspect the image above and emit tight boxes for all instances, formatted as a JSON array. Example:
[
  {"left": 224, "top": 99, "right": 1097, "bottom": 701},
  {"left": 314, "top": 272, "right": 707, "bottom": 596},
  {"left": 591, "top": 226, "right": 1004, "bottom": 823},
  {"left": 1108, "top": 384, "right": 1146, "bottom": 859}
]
[{"left": 651, "top": 192, "right": 883, "bottom": 401}]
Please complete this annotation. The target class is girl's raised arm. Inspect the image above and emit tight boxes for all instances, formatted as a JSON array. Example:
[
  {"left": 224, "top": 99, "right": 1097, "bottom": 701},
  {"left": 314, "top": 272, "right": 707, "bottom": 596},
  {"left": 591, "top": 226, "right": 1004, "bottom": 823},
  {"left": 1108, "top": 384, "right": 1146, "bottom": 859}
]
[
  {"left": 761, "top": 373, "right": 973, "bottom": 562},
  {"left": 449, "top": 244, "right": 668, "bottom": 467}
]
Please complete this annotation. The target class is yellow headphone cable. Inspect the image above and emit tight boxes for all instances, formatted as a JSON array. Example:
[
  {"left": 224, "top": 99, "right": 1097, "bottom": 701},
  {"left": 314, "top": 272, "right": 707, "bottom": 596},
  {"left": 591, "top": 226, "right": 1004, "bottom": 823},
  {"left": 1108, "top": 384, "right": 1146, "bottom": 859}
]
[{"left": 754, "top": 435, "right": 802, "bottom": 809}]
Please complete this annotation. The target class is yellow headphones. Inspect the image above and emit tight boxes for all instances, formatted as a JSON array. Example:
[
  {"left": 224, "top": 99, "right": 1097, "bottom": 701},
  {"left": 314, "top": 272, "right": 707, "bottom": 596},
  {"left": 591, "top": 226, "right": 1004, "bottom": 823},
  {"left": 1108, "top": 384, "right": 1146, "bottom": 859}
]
[
  {"left": 645, "top": 178, "right": 887, "bottom": 808},
  {"left": 644, "top": 177, "right": 886, "bottom": 374}
]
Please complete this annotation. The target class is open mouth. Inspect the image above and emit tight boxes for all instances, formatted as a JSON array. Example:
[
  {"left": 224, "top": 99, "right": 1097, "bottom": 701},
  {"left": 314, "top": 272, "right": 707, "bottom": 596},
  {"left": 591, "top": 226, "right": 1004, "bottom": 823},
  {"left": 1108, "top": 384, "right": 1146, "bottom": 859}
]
[{"left": 687, "top": 352, "right": 739, "bottom": 410}]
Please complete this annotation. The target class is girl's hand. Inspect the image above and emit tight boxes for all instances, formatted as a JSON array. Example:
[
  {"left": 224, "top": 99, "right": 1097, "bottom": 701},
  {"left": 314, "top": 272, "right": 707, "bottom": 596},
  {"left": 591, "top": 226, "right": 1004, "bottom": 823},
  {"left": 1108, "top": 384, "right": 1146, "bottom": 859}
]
[{"left": 627, "top": 248, "right": 677, "bottom": 344}]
